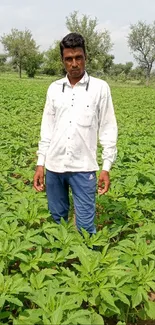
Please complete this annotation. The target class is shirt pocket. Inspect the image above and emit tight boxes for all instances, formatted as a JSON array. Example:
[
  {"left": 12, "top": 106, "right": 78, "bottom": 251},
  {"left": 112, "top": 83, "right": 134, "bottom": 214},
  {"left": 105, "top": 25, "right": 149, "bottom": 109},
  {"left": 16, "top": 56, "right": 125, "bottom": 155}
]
[
  {"left": 77, "top": 97, "right": 97, "bottom": 127},
  {"left": 77, "top": 110, "right": 94, "bottom": 127}
]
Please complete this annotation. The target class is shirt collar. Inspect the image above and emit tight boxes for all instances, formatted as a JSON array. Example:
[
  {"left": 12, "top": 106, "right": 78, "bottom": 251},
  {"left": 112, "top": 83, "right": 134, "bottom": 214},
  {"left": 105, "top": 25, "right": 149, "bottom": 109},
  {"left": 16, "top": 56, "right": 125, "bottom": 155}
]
[{"left": 65, "top": 71, "right": 89, "bottom": 86}]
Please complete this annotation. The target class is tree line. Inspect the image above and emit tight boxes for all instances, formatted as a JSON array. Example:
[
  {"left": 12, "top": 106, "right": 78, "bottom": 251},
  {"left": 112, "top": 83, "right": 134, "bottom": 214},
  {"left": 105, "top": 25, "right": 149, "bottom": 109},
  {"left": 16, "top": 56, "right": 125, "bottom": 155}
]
[{"left": 0, "top": 11, "right": 155, "bottom": 85}]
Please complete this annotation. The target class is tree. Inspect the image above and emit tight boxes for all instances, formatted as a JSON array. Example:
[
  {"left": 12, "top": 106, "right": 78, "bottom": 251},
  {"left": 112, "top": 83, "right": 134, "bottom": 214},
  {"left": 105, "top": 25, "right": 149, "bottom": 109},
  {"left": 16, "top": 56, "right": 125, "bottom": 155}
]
[
  {"left": 23, "top": 52, "right": 43, "bottom": 78},
  {"left": 123, "top": 62, "right": 133, "bottom": 75},
  {"left": 42, "top": 42, "right": 64, "bottom": 76},
  {"left": 128, "top": 21, "right": 155, "bottom": 85},
  {"left": 129, "top": 66, "right": 145, "bottom": 80},
  {"left": 0, "top": 54, "right": 7, "bottom": 72},
  {"left": 102, "top": 54, "right": 115, "bottom": 74},
  {"left": 1, "top": 28, "right": 40, "bottom": 78},
  {"left": 110, "top": 62, "right": 133, "bottom": 77},
  {"left": 66, "top": 11, "right": 113, "bottom": 74},
  {"left": 0, "top": 53, "right": 7, "bottom": 65}
]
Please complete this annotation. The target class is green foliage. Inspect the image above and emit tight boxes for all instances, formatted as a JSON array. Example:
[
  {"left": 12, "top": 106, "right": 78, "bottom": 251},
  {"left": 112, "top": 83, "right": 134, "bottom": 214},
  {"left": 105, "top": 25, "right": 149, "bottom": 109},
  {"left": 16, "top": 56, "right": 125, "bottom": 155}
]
[
  {"left": 0, "top": 53, "right": 7, "bottom": 64},
  {"left": 128, "top": 21, "right": 155, "bottom": 84},
  {"left": 0, "top": 53, "right": 7, "bottom": 72},
  {"left": 42, "top": 41, "right": 64, "bottom": 76},
  {"left": 0, "top": 76, "right": 155, "bottom": 324},
  {"left": 1, "top": 28, "right": 42, "bottom": 78},
  {"left": 110, "top": 62, "right": 133, "bottom": 78},
  {"left": 24, "top": 52, "right": 43, "bottom": 78}
]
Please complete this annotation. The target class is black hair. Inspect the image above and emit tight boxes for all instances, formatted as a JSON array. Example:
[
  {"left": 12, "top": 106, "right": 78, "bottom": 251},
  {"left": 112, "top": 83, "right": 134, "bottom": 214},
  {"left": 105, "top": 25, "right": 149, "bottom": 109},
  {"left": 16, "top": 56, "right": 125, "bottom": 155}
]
[{"left": 60, "top": 32, "right": 86, "bottom": 58}]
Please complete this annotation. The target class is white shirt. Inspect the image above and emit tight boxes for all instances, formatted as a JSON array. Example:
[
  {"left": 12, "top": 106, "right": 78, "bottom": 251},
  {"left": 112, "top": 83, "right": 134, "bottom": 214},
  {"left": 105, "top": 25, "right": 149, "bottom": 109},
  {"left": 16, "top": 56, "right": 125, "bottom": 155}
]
[{"left": 37, "top": 72, "right": 118, "bottom": 172}]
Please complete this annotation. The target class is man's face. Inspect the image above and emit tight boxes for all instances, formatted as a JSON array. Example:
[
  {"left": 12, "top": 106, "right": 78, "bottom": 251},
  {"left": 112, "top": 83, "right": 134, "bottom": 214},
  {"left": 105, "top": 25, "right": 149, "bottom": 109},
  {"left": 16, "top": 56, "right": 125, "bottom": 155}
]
[{"left": 62, "top": 47, "right": 86, "bottom": 80}]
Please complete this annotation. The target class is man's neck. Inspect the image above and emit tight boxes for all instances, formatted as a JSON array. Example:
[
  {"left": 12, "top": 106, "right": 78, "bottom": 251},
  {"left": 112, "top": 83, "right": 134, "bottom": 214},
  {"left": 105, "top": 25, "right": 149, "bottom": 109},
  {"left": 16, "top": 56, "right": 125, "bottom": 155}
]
[{"left": 67, "top": 72, "right": 85, "bottom": 86}]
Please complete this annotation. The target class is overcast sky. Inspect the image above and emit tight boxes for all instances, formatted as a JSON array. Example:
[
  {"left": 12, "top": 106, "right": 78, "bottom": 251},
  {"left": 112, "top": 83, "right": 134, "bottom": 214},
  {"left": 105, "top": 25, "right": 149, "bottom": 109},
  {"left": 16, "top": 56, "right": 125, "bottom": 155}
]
[{"left": 0, "top": 0, "right": 155, "bottom": 64}]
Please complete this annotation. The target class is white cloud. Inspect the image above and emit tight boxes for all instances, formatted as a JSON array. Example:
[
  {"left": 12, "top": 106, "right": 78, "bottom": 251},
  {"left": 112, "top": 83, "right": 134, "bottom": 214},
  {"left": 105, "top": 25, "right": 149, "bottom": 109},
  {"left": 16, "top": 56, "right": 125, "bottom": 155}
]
[
  {"left": 97, "top": 21, "right": 133, "bottom": 63},
  {"left": 98, "top": 21, "right": 130, "bottom": 42}
]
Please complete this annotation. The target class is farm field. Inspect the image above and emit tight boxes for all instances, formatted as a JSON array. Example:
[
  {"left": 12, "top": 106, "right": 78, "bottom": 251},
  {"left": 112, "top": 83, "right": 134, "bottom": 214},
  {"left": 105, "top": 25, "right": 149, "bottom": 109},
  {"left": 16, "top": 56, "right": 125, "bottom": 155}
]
[{"left": 0, "top": 76, "right": 155, "bottom": 325}]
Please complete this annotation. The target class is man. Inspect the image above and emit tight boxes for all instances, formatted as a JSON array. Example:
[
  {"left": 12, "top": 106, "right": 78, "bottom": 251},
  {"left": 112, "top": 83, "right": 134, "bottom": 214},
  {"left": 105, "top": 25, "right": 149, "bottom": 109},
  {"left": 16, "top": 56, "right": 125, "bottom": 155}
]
[{"left": 34, "top": 32, "right": 117, "bottom": 234}]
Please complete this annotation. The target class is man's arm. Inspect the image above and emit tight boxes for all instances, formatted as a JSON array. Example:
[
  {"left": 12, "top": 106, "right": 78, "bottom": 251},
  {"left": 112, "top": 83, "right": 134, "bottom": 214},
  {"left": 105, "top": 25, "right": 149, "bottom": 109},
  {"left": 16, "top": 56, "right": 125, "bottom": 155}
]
[
  {"left": 98, "top": 83, "right": 118, "bottom": 194},
  {"left": 33, "top": 87, "right": 55, "bottom": 191}
]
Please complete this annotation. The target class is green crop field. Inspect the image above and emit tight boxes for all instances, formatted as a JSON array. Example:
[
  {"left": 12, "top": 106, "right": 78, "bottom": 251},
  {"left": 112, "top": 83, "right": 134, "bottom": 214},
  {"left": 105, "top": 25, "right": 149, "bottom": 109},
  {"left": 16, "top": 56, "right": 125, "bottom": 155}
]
[{"left": 0, "top": 76, "right": 155, "bottom": 325}]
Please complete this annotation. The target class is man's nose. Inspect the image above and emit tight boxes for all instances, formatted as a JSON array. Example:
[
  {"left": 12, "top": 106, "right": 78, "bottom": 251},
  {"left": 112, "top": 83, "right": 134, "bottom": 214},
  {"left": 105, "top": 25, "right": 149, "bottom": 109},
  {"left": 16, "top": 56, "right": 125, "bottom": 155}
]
[{"left": 72, "top": 58, "right": 78, "bottom": 67}]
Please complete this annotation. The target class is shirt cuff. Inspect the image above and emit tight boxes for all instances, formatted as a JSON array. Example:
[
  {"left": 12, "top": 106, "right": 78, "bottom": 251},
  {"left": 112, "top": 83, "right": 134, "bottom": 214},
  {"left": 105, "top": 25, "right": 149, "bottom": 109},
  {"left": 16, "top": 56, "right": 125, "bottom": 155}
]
[
  {"left": 37, "top": 154, "right": 45, "bottom": 166},
  {"left": 102, "top": 160, "right": 112, "bottom": 172}
]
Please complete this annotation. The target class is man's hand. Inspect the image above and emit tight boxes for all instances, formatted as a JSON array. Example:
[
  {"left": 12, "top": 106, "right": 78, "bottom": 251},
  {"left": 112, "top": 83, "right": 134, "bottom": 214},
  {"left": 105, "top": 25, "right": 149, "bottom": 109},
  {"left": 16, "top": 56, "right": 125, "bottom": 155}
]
[
  {"left": 33, "top": 166, "right": 45, "bottom": 191},
  {"left": 98, "top": 170, "right": 110, "bottom": 195}
]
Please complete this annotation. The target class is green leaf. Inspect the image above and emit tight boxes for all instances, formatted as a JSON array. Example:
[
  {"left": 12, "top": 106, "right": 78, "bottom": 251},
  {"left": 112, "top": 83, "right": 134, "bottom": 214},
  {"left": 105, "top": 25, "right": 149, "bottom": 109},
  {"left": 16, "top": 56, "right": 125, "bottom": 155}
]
[
  {"left": 7, "top": 296, "right": 23, "bottom": 306},
  {"left": 15, "top": 253, "right": 29, "bottom": 262},
  {"left": 91, "top": 312, "right": 104, "bottom": 324},
  {"left": 19, "top": 263, "right": 32, "bottom": 274},
  {"left": 0, "top": 311, "right": 11, "bottom": 320},
  {"left": 145, "top": 301, "right": 155, "bottom": 319},
  {"left": 62, "top": 309, "right": 90, "bottom": 325},
  {"left": 119, "top": 285, "right": 133, "bottom": 296},
  {"left": 13, "top": 309, "right": 42, "bottom": 325},
  {"left": 132, "top": 287, "right": 142, "bottom": 308},
  {"left": 0, "top": 261, "right": 5, "bottom": 273},
  {"left": 115, "top": 290, "right": 130, "bottom": 306},
  {"left": 100, "top": 289, "right": 120, "bottom": 313},
  {"left": 0, "top": 273, "right": 4, "bottom": 290},
  {"left": 0, "top": 294, "right": 6, "bottom": 308},
  {"left": 42, "top": 314, "right": 51, "bottom": 325},
  {"left": 50, "top": 307, "right": 63, "bottom": 325}
]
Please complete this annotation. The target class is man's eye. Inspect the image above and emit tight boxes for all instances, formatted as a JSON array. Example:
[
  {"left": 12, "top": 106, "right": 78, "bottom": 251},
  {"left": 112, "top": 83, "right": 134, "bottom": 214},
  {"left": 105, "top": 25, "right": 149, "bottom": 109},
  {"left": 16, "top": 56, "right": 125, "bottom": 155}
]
[
  {"left": 65, "top": 57, "right": 72, "bottom": 62},
  {"left": 76, "top": 56, "right": 83, "bottom": 60}
]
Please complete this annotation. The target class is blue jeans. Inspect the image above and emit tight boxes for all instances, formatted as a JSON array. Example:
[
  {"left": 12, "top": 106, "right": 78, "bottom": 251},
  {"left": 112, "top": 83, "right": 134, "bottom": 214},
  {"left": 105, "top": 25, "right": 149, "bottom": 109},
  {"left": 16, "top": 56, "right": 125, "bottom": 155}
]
[{"left": 45, "top": 170, "right": 96, "bottom": 234}]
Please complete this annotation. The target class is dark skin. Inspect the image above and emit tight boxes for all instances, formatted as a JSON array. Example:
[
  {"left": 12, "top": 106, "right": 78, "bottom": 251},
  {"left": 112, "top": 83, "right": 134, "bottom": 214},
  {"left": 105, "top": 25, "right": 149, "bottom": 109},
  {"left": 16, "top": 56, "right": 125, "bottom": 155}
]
[{"left": 33, "top": 47, "right": 110, "bottom": 194}]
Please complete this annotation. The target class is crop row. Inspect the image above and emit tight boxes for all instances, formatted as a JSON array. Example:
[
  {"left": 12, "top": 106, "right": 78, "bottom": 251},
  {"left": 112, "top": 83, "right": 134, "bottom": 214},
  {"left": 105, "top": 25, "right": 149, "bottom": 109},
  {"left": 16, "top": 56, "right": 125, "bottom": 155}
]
[{"left": 0, "top": 77, "right": 155, "bottom": 324}]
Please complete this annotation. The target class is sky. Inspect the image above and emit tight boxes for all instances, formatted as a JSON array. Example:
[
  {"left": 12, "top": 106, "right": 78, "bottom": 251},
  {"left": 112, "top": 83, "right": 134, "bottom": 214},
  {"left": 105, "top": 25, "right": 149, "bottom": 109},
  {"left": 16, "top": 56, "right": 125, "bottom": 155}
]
[{"left": 0, "top": 0, "right": 155, "bottom": 64}]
